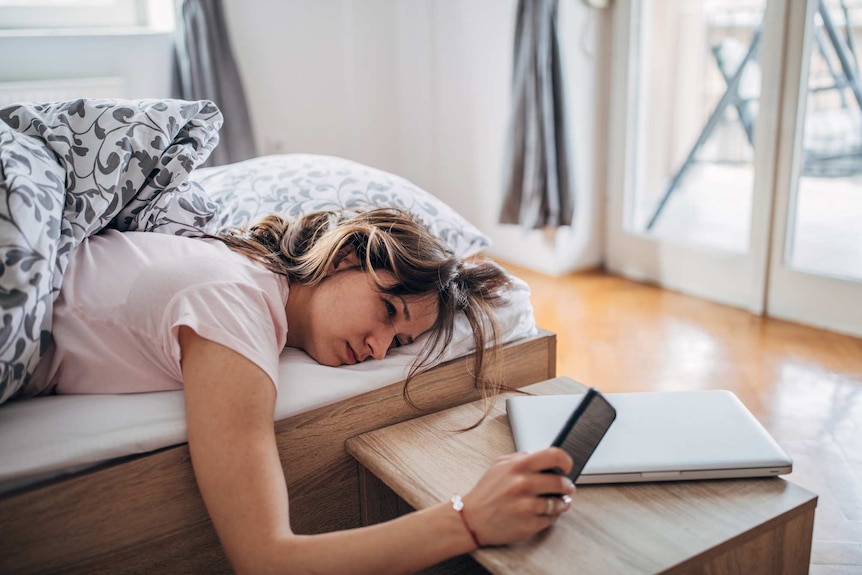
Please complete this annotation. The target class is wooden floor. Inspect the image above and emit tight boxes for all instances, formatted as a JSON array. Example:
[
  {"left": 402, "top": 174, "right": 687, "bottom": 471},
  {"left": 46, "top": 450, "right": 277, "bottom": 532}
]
[{"left": 500, "top": 263, "right": 862, "bottom": 574}]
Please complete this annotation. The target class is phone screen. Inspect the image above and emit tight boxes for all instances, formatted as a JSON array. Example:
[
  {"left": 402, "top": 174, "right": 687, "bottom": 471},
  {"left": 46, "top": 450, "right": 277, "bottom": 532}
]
[{"left": 550, "top": 389, "right": 617, "bottom": 482}]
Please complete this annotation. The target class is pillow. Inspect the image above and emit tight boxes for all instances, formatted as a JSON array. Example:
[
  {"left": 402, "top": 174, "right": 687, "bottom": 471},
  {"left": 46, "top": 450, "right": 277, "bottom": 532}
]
[{"left": 189, "top": 154, "right": 491, "bottom": 257}]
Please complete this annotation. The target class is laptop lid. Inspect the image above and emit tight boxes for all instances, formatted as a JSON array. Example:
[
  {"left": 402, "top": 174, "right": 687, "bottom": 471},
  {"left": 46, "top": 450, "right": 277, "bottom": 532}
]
[{"left": 506, "top": 390, "right": 793, "bottom": 484}]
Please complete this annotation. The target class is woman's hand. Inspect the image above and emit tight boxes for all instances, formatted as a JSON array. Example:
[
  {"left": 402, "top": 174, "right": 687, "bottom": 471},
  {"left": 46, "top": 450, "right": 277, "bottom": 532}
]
[{"left": 461, "top": 448, "right": 576, "bottom": 547}]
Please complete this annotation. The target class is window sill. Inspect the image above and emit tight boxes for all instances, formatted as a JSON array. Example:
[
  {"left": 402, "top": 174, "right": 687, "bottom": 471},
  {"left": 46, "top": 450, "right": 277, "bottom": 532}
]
[{"left": 0, "top": 26, "right": 173, "bottom": 39}]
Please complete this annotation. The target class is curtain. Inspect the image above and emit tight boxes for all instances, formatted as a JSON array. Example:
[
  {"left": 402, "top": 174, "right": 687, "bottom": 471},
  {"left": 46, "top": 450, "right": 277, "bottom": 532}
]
[
  {"left": 172, "top": 0, "right": 257, "bottom": 167},
  {"left": 500, "top": 0, "right": 574, "bottom": 229}
]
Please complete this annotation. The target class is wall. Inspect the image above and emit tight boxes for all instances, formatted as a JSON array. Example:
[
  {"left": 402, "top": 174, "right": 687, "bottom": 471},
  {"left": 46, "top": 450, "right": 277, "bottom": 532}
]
[
  {"left": 0, "top": 0, "right": 610, "bottom": 276},
  {"left": 414, "top": 0, "right": 610, "bottom": 275},
  {"left": 222, "top": 0, "right": 402, "bottom": 175},
  {"left": 226, "top": 0, "right": 611, "bottom": 275}
]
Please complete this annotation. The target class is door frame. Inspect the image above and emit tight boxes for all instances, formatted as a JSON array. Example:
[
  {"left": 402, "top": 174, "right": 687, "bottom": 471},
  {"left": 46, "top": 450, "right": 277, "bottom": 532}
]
[{"left": 765, "top": 0, "right": 862, "bottom": 338}]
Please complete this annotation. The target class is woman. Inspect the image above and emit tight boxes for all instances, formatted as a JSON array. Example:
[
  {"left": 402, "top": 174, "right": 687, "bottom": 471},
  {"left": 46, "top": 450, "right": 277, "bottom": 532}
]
[{"left": 34, "top": 209, "right": 576, "bottom": 574}]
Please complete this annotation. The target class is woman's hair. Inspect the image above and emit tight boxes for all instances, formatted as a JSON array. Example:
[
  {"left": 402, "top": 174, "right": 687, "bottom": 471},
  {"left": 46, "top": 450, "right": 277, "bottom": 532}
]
[{"left": 216, "top": 209, "right": 512, "bottom": 419}]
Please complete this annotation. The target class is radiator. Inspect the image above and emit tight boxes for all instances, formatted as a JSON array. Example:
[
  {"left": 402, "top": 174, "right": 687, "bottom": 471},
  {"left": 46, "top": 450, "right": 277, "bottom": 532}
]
[{"left": 0, "top": 77, "right": 125, "bottom": 108}]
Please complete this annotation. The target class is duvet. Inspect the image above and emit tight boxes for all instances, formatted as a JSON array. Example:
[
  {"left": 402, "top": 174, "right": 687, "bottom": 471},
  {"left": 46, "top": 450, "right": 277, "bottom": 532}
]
[{"left": 0, "top": 99, "right": 224, "bottom": 404}]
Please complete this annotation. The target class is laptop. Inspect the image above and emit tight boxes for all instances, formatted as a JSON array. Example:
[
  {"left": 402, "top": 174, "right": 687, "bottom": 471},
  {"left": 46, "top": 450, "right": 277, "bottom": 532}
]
[{"left": 506, "top": 390, "right": 793, "bottom": 484}]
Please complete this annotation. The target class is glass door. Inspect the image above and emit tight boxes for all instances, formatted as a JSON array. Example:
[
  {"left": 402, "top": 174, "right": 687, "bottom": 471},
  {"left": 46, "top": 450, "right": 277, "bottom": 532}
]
[
  {"left": 767, "top": 0, "right": 862, "bottom": 337},
  {"left": 607, "top": 0, "right": 789, "bottom": 312}
]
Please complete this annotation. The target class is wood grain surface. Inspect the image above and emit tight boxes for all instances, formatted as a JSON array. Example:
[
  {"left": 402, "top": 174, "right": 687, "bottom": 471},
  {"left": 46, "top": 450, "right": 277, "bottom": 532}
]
[{"left": 347, "top": 377, "right": 818, "bottom": 575}]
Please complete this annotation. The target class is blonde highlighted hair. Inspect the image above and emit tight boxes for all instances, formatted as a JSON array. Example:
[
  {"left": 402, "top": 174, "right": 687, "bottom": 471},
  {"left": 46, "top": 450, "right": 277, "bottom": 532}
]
[{"left": 216, "top": 209, "right": 512, "bottom": 420}]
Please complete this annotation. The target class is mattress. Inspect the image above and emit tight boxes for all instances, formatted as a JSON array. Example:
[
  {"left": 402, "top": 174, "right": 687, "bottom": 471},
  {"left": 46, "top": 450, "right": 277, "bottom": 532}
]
[{"left": 0, "top": 276, "right": 536, "bottom": 494}]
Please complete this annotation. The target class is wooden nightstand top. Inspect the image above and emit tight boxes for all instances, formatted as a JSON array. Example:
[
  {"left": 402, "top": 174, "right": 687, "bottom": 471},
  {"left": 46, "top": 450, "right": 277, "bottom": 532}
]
[{"left": 346, "top": 377, "right": 818, "bottom": 574}]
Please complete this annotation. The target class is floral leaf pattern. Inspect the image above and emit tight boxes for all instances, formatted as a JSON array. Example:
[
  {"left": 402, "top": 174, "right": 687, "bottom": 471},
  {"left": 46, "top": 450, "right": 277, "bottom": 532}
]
[
  {"left": 0, "top": 99, "right": 223, "bottom": 404},
  {"left": 0, "top": 102, "right": 492, "bottom": 406},
  {"left": 190, "top": 154, "right": 490, "bottom": 256}
]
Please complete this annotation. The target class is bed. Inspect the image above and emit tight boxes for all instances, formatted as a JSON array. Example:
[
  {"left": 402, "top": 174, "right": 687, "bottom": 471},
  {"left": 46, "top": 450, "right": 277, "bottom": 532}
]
[
  {"left": 0, "top": 330, "right": 556, "bottom": 573},
  {"left": 0, "top": 99, "right": 557, "bottom": 573}
]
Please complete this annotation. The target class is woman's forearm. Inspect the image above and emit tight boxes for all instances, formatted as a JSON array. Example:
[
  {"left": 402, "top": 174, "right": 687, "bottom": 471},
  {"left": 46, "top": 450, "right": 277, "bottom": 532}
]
[
  {"left": 264, "top": 502, "right": 475, "bottom": 575},
  {"left": 180, "top": 334, "right": 574, "bottom": 575}
]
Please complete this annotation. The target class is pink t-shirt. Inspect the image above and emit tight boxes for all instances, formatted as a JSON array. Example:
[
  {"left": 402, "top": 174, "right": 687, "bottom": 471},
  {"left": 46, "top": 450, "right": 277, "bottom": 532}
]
[{"left": 37, "top": 230, "right": 289, "bottom": 396}]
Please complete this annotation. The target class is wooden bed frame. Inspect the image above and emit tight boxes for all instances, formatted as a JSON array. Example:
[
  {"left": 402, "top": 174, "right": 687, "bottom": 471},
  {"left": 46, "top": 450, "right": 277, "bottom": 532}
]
[{"left": 0, "top": 329, "right": 556, "bottom": 574}]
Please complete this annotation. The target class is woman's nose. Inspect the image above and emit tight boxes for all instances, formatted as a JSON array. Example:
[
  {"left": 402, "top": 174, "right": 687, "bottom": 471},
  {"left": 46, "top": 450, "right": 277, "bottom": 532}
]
[{"left": 367, "top": 330, "right": 393, "bottom": 361}]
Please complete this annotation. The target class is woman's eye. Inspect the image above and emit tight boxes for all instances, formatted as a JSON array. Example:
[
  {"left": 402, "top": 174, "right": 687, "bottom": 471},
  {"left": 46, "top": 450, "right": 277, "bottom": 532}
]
[{"left": 384, "top": 300, "right": 397, "bottom": 318}]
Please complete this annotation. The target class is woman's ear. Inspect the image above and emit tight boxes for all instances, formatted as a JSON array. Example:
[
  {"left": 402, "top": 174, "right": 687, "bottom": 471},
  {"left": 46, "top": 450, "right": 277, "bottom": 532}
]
[{"left": 329, "top": 247, "right": 360, "bottom": 274}]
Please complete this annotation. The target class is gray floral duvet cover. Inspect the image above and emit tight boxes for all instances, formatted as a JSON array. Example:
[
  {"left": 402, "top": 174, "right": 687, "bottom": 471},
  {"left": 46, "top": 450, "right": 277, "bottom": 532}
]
[{"left": 0, "top": 99, "right": 223, "bottom": 404}]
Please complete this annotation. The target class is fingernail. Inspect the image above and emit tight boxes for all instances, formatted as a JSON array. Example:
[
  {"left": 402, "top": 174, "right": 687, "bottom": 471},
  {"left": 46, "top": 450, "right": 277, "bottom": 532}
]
[
  {"left": 562, "top": 495, "right": 572, "bottom": 505},
  {"left": 563, "top": 478, "right": 575, "bottom": 489}
]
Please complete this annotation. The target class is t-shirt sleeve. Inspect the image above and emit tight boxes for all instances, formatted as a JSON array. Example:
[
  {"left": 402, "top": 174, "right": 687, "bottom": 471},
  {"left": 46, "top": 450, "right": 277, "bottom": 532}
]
[{"left": 165, "top": 282, "right": 283, "bottom": 394}]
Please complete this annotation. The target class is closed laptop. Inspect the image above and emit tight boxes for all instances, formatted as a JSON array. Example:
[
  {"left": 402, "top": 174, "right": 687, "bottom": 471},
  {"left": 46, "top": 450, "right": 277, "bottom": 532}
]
[{"left": 506, "top": 390, "right": 793, "bottom": 484}]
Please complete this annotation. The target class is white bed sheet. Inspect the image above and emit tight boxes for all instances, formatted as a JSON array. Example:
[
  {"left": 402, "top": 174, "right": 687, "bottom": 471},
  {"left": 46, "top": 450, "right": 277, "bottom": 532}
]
[{"left": 0, "top": 277, "right": 536, "bottom": 494}]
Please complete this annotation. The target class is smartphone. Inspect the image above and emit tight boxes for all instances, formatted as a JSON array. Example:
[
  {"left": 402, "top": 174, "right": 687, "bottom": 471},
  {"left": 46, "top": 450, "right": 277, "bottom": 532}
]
[{"left": 550, "top": 388, "right": 617, "bottom": 482}]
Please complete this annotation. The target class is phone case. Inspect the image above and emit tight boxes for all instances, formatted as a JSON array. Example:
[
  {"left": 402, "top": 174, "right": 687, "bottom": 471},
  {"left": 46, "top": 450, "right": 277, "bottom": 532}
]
[{"left": 551, "top": 388, "right": 617, "bottom": 481}]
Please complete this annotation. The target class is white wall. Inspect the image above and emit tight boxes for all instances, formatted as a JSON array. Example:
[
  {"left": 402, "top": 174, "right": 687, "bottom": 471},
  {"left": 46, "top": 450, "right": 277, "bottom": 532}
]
[
  {"left": 0, "top": 1, "right": 610, "bottom": 276},
  {"left": 225, "top": 0, "right": 611, "bottom": 275},
  {"left": 222, "top": 0, "right": 402, "bottom": 174},
  {"left": 416, "top": 0, "right": 610, "bottom": 275}
]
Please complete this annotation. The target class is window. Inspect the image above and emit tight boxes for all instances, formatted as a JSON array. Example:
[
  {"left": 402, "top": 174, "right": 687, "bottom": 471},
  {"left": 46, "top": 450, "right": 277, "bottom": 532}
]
[
  {"left": 0, "top": 0, "right": 173, "bottom": 32},
  {"left": 607, "top": 0, "right": 862, "bottom": 337}
]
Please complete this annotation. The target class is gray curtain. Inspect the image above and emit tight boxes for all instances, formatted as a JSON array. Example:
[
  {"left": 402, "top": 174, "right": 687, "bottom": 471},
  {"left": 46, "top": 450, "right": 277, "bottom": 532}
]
[
  {"left": 172, "top": 0, "right": 257, "bottom": 167},
  {"left": 500, "top": 0, "right": 573, "bottom": 229}
]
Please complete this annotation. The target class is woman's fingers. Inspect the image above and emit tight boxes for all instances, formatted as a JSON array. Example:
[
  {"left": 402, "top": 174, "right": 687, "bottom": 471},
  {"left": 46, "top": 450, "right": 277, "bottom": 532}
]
[
  {"left": 515, "top": 447, "right": 575, "bottom": 476},
  {"left": 534, "top": 494, "right": 573, "bottom": 517},
  {"left": 463, "top": 449, "right": 578, "bottom": 546},
  {"left": 490, "top": 451, "right": 576, "bottom": 498},
  {"left": 527, "top": 472, "right": 576, "bottom": 497}
]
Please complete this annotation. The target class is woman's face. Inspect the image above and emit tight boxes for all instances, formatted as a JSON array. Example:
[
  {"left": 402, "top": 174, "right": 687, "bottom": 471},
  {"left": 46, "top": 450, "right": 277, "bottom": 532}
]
[{"left": 286, "top": 266, "right": 439, "bottom": 367}]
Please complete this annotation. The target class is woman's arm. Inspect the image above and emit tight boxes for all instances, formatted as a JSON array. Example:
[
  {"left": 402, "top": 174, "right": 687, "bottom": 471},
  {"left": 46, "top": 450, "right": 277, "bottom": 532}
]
[{"left": 179, "top": 327, "right": 574, "bottom": 575}]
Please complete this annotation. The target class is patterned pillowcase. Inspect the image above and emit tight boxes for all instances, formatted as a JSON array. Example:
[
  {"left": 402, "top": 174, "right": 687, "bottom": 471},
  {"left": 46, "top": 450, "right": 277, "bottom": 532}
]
[{"left": 189, "top": 154, "right": 491, "bottom": 257}]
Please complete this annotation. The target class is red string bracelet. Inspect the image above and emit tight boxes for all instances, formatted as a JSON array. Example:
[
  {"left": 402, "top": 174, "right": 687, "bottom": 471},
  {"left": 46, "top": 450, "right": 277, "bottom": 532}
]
[{"left": 450, "top": 494, "right": 482, "bottom": 549}]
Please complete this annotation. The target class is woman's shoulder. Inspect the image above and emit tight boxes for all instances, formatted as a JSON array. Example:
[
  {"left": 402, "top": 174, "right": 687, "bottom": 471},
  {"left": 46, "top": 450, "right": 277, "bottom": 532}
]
[
  {"left": 71, "top": 230, "right": 284, "bottom": 301},
  {"left": 87, "top": 230, "right": 254, "bottom": 274},
  {"left": 90, "top": 229, "right": 224, "bottom": 254}
]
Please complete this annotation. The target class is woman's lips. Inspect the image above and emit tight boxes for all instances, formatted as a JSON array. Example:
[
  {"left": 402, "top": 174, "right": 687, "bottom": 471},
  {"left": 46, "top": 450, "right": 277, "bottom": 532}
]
[{"left": 346, "top": 343, "right": 357, "bottom": 365}]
